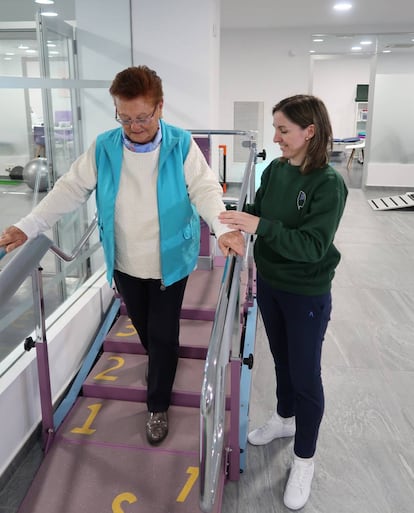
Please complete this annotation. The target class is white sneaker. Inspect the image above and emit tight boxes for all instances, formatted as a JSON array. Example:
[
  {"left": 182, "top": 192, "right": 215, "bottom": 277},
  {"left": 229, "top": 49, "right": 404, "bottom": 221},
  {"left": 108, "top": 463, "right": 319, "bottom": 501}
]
[
  {"left": 247, "top": 411, "right": 295, "bottom": 445},
  {"left": 283, "top": 455, "right": 315, "bottom": 510}
]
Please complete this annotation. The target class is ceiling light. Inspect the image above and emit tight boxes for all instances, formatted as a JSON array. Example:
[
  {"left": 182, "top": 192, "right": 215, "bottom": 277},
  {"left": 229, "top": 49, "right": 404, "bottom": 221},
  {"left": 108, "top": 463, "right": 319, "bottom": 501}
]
[
  {"left": 382, "top": 50, "right": 391, "bottom": 53},
  {"left": 309, "top": 50, "right": 316, "bottom": 53},
  {"left": 40, "top": 11, "right": 58, "bottom": 17},
  {"left": 35, "top": 1, "right": 55, "bottom": 4},
  {"left": 5, "top": 52, "right": 15, "bottom": 56},
  {"left": 351, "top": 46, "right": 362, "bottom": 51},
  {"left": 25, "top": 49, "right": 37, "bottom": 54},
  {"left": 333, "top": 3, "right": 353, "bottom": 11},
  {"left": 18, "top": 44, "right": 29, "bottom": 49},
  {"left": 360, "top": 41, "right": 372, "bottom": 45},
  {"left": 4, "top": 57, "right": 13, "bottom": 61},
  {"left": 313, "top": 39, "right": 324, "bottom": 42}
]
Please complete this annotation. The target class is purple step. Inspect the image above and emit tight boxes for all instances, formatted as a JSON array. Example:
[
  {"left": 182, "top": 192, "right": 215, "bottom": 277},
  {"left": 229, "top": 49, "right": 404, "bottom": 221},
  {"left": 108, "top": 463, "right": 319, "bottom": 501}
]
[
  {"left": 18, "top": 398, "right": 226, "bottom": 513},
  {"left": 118, "top": 264, "right": 253, "bottom": 322},
  {"left": 82, "top": 352, "right": 231, "bottom": 409},
  {"left": 104, "top": 316, "right": 214, "bottom": 360},
  {"left": 181, "top": 267, "right": 223, "bottom": 320},
  {"left": 119, "top": 267, "right": 225, "bottom": 319}
]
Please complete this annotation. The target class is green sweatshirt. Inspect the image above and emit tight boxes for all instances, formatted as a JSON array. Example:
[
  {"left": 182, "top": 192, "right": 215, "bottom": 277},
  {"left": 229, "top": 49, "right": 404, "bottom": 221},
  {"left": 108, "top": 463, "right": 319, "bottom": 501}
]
[{"left": 246, "top": 158, "right": 348, "bottom": 295}]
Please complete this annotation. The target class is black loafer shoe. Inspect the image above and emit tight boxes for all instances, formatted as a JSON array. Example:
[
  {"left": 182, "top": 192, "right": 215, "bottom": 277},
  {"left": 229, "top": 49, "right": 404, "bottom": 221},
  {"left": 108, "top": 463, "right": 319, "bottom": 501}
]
[{"left": 146, "top": 411, "right": 168, "bottom": 444}]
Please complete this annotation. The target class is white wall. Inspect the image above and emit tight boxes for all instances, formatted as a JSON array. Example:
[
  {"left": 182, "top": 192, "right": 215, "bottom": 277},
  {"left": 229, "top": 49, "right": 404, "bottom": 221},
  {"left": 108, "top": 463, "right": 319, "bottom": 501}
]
[
  {"left": 131, "top": 0, "right": 220, "bottom": 130},
  {"left": 311, "top": 55, "right": 371, "bottom": 139},
  {"left": 219, "top": 30, "right": 376, "bottom": 181},
  {"left": 366, "top": 52, "right": 414, "bottom": 187},
  {"left": 75, "top": 0, "right": 132, "bottom": 148},
  {"left": 220, "top": 29, "right": 414, "bottom": 188},
  {"left": 219, "top": 27, "right": 313, "bottom": 181},
  {"left": 0, "top": 56, "right": 32, "bottom": 169}
]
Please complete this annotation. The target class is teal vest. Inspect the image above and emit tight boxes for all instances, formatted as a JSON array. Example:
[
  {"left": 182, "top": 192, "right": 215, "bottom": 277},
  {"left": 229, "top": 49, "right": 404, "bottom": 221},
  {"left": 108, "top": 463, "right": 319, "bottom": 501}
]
[{"left": 95, "top": 120, "right": 200, "bottom": 286}]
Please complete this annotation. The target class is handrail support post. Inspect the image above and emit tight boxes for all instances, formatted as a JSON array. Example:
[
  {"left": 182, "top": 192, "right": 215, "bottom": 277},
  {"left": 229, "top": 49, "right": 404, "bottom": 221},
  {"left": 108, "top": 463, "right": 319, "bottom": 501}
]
[{"left": 31, "top": 266, "right": 55, "bottom": 452}]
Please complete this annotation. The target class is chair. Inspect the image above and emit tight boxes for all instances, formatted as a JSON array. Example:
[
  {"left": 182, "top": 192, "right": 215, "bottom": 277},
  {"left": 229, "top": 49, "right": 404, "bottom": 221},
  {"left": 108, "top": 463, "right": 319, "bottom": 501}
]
[{"left": 345, "top": 141, "right": 365, "bottom": 170}]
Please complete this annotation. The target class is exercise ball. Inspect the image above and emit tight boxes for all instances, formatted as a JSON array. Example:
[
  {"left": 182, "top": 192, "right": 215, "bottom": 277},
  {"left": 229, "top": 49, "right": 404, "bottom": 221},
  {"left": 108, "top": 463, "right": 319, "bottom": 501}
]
[{"left": 23, "top": 158, "right": 49, "bottom": 192}]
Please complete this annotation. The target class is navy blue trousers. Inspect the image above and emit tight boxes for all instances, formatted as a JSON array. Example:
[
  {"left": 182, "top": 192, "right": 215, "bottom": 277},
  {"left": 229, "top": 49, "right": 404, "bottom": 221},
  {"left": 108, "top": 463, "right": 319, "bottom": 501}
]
[
  {"left": 256, "top": 273, "right": 331, "bottom": 458},
  {"left": 114, "top": 270, "right": 188, "bottom": 412}
]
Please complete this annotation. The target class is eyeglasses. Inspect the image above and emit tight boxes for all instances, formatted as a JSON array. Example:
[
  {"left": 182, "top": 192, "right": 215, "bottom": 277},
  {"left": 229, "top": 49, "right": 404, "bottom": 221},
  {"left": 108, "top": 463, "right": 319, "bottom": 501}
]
[{"left": 115, "top": 104, "right": 158, "bottom": 126}]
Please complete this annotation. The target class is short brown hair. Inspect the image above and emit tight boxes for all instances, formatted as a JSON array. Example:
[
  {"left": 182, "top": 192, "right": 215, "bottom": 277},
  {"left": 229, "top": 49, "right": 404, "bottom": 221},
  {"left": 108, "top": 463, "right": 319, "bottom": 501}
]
[
  {"left": 272, "top": 95, "right": 333, "bottom": 173},
  {"left": 109, "top": 65, "right": 163, "bottom": 104}
]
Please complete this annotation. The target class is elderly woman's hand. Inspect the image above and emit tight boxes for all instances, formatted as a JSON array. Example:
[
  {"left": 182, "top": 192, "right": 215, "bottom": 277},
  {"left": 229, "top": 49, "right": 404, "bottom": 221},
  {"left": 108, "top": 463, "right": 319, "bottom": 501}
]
[
  {"left": 0, "top": 226, "right": 28, "bottom": 254},
  {"left": 217, "top": 230, "right": 245, "bottom": 257}
]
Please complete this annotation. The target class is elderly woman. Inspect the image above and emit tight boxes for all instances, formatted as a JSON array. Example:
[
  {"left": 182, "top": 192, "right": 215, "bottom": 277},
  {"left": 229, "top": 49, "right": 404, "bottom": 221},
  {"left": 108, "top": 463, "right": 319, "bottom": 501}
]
[{"left": 0, "top": 65, "right": 244, "bottom": 445}]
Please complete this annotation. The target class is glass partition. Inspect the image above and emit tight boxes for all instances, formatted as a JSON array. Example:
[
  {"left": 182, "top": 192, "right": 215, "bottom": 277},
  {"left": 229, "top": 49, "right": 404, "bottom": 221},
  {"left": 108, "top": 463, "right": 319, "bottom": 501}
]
[{"left": 0, "top": 21, "right": 108, "bottom": 367}]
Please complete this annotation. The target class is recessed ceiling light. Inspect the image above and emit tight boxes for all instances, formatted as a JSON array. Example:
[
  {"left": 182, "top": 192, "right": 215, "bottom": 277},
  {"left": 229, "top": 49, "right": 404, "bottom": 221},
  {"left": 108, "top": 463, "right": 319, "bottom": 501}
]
[
  {"left": 360, "top": 41, "right": 372, "bottom": 45},
  {"left": 309, "top": 50, "right": 316, "bottom": 53},
  {"left": 18, "top": 44, "right": 29, "bottom": 49},
  {"left": 35, "top": 1, "right": 55, "bottom": 4},
  {"left": 333, "top": 3, "right": 353, "bottom": 11},
  {"left": 351, "top": 46, "right": 362, "bottom": 51},
  {"left": 382, "top": 50, "right": 392, "bottom": 53},
  {"left": 4, "top": 57, "right": 13, "bottom": 61},
  {"left": 49, "top": 50, "right": 59, "bottom": 55},
  {"left": 25, "top": 49, "right": 37, "bottom": 54},
  {"left": 313, "top": 39, "right": 324, "bottom": 42},
  {"left": 5, "top": 52, "right": 15, "bottom": 56},
  {"left": 40, "top": 11, "right": 58, "bottom": 17}
]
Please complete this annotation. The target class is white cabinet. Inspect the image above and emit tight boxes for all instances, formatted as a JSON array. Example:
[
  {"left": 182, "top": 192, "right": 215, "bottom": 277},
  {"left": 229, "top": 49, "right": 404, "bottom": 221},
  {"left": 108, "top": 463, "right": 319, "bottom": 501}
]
[{"left": 355, "top": 102, "right": 368, "bottom": 138}]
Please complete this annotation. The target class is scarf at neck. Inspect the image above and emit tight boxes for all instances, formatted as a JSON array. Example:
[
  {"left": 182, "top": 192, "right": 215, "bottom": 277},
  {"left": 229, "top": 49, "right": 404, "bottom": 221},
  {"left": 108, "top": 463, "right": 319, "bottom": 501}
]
[{"left": 122, "top": 126, "right": 162, "bottom": 153}]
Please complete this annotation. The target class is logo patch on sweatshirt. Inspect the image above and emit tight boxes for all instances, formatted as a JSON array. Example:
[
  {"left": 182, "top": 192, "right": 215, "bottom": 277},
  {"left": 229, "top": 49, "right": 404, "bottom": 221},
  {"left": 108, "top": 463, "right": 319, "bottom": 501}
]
[{"left": 297, "top": 190, "right": 306, "bottom": 210}]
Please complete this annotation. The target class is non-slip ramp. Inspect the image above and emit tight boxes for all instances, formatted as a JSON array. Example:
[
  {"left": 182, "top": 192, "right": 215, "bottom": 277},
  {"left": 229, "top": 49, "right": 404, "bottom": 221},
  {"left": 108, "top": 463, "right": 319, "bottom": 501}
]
[
  {"left": 18, "top": 398, "right": 225, "bottom": 513},
  {"left": 368, "top": 191, "right": 414, "bottom": 211}
]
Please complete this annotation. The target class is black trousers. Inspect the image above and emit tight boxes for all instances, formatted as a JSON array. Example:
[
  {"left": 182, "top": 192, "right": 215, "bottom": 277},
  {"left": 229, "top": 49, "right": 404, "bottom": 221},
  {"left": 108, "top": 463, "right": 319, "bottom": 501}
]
[
  {"left": 257, "top": 273, "right": 331, "bottom": 458},
  {"left": 114, "top": 270, "right": 188, "bottom": 412}
]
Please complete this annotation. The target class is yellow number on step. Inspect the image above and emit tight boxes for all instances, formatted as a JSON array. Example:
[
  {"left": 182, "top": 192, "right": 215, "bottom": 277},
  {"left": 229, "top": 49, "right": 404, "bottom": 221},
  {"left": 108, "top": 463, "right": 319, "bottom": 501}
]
[
  {"left": 176, "top": 466, "right": 199, "bottom": 502},
  {"left": 116, "top": 322, "right": 137, "bottom": 337},
  {"left": 112, "top": 492, "right": 138, "bottom": 512},
  {"left": 70, "top": 403, "right": 102, "bottom": 435},
  {"left": 93, "top": 356, "right": 125, "bottom": 381}
]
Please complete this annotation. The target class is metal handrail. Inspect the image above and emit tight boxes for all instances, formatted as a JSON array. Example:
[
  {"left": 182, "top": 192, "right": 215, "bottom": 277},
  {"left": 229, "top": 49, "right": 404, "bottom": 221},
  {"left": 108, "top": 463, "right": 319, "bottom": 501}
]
[
  {"left": 0, "top": 235, "right": 54, "bottom": 308},
  {"left": 0, "top": 214, "right": 97, "bottom": 308},
  {"left": 49, "top": 214, "right": 97, "bottom": 261},
  {"left": 199, "top": 132, "right": 259, "bottom": 512},
  {"left": 0, "top": 213, "right": 98, "bottom": 450}
]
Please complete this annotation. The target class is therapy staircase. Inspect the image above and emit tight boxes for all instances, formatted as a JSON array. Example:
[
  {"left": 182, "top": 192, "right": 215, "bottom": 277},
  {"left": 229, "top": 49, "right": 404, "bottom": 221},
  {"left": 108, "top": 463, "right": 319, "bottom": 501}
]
[{"left": 0, "top": 130, "right": 263, "bottom": 513}]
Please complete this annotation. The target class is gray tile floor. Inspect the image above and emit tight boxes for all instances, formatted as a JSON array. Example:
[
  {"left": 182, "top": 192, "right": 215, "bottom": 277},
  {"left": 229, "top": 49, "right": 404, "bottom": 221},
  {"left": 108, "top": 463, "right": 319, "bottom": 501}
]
[
  {"left": 2, "top": 155, "right": 414, "bottom": 512},
  {"left": 223, "top": 160, "right": 414, "bottom": 512}
]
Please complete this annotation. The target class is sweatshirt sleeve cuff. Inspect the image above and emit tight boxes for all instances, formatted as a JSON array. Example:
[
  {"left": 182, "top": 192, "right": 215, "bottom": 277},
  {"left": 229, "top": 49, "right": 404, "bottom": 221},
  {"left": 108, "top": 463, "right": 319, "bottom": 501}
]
[
  {"left": 210, "top": 217, "right": 233, "bottom": 240},
  {"left": 14, "top": 214, "right": 51, "bottom": 240}
]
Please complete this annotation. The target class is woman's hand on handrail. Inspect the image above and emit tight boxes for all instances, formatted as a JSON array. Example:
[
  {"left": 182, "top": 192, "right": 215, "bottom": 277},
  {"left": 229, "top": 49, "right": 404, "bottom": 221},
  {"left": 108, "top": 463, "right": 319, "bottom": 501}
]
[
  {"left": 0, "top": 226, "right": 28, "bottom": 254},
  {"left": 219, "top": 210, "right": 260, "bottom": 235}
]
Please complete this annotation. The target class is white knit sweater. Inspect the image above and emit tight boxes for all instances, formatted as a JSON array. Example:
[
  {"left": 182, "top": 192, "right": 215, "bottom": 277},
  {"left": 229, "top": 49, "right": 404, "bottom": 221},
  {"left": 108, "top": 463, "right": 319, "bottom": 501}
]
[{"left": 16, "top": 138, "right": 231, "bottom": 278}]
